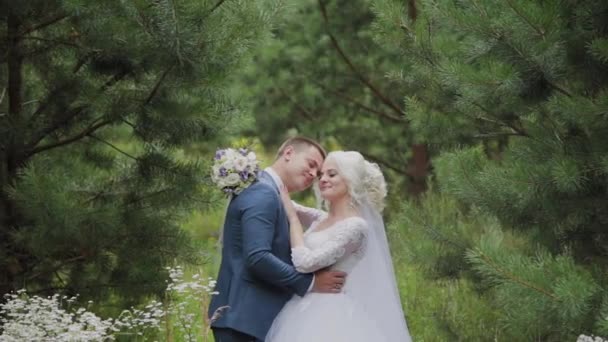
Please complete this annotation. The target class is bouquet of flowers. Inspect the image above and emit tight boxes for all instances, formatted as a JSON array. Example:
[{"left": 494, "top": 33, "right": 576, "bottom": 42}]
[{"left": 211, "top": 147, "right": 260, "bottom": 195}]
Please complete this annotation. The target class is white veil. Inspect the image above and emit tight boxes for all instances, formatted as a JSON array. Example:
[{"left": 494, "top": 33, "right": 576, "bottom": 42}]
[
  {"left": 348, "top": 200, "right": 412, "bottom": 342},
  {"left": 327, "top": 151, "right": 412, "bottom": 342}
]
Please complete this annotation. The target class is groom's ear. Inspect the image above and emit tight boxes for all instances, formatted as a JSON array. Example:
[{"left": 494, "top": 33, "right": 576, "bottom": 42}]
[{"left": 282, "top": 145, "right": 295, "bottom": 162}]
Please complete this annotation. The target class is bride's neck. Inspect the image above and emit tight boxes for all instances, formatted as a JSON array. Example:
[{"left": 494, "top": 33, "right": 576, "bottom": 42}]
[{"left": 328, "top": 196, "right": 356, "bottom": 218}]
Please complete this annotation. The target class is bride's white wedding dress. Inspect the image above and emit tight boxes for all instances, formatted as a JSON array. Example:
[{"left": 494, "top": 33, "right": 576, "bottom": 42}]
[{"left": 266, "top": 204, "right": 411, "bottom": 342}]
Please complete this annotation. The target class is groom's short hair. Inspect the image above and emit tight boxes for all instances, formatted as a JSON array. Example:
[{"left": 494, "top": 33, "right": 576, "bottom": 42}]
[{"left": 276, "top": 136, "right": 326, "bottom": 160}]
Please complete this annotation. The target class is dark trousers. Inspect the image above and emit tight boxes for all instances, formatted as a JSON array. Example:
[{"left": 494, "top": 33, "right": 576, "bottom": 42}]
[{"left": 212, "top": 327, "right": 260, "bottom": 342}]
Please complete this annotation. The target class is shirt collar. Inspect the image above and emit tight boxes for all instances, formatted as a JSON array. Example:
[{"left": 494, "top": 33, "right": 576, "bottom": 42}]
[{"left": 264, "top": 167, "right": 284, "bottom": 190}]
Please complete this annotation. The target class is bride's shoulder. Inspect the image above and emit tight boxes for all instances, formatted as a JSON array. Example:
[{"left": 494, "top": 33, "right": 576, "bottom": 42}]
[{"left": 337, "top": 216, "right": 368, "bottom": 232}]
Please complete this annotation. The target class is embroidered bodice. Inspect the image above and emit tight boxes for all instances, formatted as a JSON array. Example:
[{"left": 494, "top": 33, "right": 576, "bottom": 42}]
[{"left": 290, "top": 203, "right": 368, "bottom": 273}]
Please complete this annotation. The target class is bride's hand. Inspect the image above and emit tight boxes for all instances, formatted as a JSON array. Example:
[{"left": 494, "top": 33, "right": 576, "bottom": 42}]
[{"left": 279, "top": 185, "right": 297, "bottom": 219}]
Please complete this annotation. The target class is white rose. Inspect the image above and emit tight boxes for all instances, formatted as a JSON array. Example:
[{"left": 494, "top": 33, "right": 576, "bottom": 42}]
[
  {"left": 225, "top": 149, "right": 238, "bottom": 160},
  {"left": 223, "top": 173, "right": 241, "bottom": 186},
  {"left": 222, "top": 160, "right": 235, "bottom": 171},
  {"left": 212, "top": 164, "right": 222, "bottom": 176},
  {"left": 246, "top": 152, "right": 257, "bottom": 162},
  {"left": 216, "top": 178, "right": 228, "bottom": 188},
  {"left": 234, "top": 157, "right": 248, "bottom": 172}
]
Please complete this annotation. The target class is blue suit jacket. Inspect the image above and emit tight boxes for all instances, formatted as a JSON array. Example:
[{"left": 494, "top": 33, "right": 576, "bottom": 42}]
[{"left": 208, "top": 171, "right": 313, "bottom": 341}]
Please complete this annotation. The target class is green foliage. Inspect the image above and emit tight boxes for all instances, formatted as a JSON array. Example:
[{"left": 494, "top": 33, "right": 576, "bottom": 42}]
[
  {"left": 596, "top": 297, "right": 608, "bottom": 336},
  {"left": 369, "top": 0, "right": 608, "bottom": 339},
  {"left": 228, "top": 0, "right": 608, "bottom": 338},
  {"left": 390, "top": 191, "right": 506, "bottom": 340},
  {"left": 588, "top": 38, "right": 608, "bottom": 64},
  {"left": 0, "top": 0, "right": 278, "bottom": 308},
  {"left": 3, "top": 0, "right": 608, "bottom": 340},
  {"left": 393, "top": 187, "right": 605, "bottom": 340},
  {"left": 236, "top": 0, "right": 417, "bottom": 195},
  {"left": 466, "top": 241, "right": 599, "bottom": 339}
]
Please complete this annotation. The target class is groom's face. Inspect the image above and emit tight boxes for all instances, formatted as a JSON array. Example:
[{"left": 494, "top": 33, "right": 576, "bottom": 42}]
[{"left": 284, "top": 145, "right": 324, "bottom": 192}]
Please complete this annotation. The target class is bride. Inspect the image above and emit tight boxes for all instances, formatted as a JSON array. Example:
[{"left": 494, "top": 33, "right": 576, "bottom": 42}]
[{"left": 266, "top": 151, "right": 412, "bottom": 342}]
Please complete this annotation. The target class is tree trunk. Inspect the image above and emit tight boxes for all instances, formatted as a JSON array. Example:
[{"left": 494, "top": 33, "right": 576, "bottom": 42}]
[
  {"left": 406, "top": 143, "right": 430, "bottom": 196},
  {"left": 1, "top": 11, "right": 24, "bottom": 295}
]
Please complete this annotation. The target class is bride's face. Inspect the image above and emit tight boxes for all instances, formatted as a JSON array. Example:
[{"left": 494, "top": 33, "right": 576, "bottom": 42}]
[{"left": 318, "top": 158, "right": 349, "bottom": 202}]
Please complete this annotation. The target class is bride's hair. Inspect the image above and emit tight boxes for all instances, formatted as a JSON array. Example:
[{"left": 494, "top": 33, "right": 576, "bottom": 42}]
[{"left": 322, "top": 151, "right": 387, "bottom": 212}]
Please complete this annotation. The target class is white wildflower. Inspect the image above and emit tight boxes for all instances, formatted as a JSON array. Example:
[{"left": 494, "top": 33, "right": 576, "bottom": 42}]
[{"left": 578, "top": 335, "right": 607, "bottom": 342}]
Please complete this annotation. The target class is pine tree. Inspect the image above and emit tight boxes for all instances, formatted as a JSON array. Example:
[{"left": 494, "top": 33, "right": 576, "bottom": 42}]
[
  {"left": 238, "top": 0, "right": 430, "bottom": 197},
  {"left": 0, "top": 0, "right": 276, "bottom": 304},
  {"left": 371, "top": 0, "right": 608, "bottom": 339}
]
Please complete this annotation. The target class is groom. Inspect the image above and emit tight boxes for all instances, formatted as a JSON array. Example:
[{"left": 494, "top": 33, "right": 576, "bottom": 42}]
[{"left": 208, "top": 137, "right": 347, "bottom": 342}]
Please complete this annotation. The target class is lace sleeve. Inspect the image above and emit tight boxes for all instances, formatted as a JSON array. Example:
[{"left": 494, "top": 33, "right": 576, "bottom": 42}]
[
  {"left": 292, "top": 201, "right": 326, "bottom": 228},
  {"left": 291, "top": 218, "right": 367, "bottom": 273}
]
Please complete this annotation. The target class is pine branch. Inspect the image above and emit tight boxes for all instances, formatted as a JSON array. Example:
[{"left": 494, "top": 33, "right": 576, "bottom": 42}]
[
  {"left": 21, "top": 36, "right": 82, "bottom": 49},
  {"left": 504, "top": 0, "right": 545, "bottom": 40},
  {"left": 144, "top": 65, "right": 174, "bottom": 105},
  {"left": 28, "top": 79, "right": 123, "bottom": 149},
  {"left": 121, "top": 118, "right": 137, "bottom": 129},
  {"left": 82, "top": 189, "right": 113, "bottom": 206},
  {"left": 26, "top": 255, "right": 86, "bottom": 281},
  {"left": 26, "top": 105, "right": 89, "bottom": 150},
  {"left": 19, "top": 13, "right": 69, "bottom": 37},
  {"left": 317, "top": 0, "right": 407, "bottom": 119},
  {"left": 123, "top": 188, "right": 174, "bottom": 207},
  {"left": 26, "top": 68, "right": 137, "bottom": 155},
  {"left": 30, "top": 68, "right": 129, "bottom": 148},
  {"left": 209, "top": 0, "right": 228, "bottom": 14},
  {"left": 467, "top": 1, "right": 572, "bottom": 98},
  {"left": 468, "top": 100, "right": 529, "bottom": 137},
  {"left": 469, "top": 0, "right": 490, "bottom": 19},
  {"left": 54, "top": 269, "right": 66, "bottom": 287},
  {"left": 120, "top": 118, "right": 148, "bottom": 137},
  {"left": 276, "top": 87, "right": 316, "bottom": 121},
  {"left": 424, "top": 224, "right": 469, "bottom": 250},
  {"left": 200, "top": 0, "right": 230, "bottom": 22},
  {"left": 29, "top": 84, "right": 80, "bottom": 128},
  {"left": 310, "top": 79, "right": 405, "bottom": 123},
  {"left": 80, "top": 150, "right": 203, "bottom": 197},
  {"left": 72, "top": 51, "right": 98, "bottom": 74},
  {"left": 27, "top": 118, "right": 113, "bottom": 157},
  {"left": 101, "top": 70, "right": 131, "bottom": 91},
  {"left": 87, "top": 134, "right": 139, "bottom": 161},
  {"left": 20, "top": 45, "right": 58, "bottom": 59},
  {"left": 83, "top": 187, "right": 212, "bottom": 212},
  {"left": 473, "top": 132, "right": 525, "bottom": 139},
  {"left": 455, "top": 145, "right": 489, "bottom": 203},
  {"left": 475, "top": 250, "right": 559, "bottom": 301},
  {"left": 547, "top": 82, "right": 573, "bottom": 98},
  {"left": 169, "top": 0, "right": 184, "bottom": 66},
  {"left": 421, "top": 20, "right": 438, "bottom": 67}
]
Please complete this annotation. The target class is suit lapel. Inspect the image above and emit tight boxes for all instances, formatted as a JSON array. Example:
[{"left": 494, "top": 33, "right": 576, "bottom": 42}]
[{"left": 258, "top": 171, "right": 289, "bottom": 236}]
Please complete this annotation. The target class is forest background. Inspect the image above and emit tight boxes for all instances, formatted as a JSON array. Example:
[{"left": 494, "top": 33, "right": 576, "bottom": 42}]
[{"left": 1, "top": 0, "right": 608, "bottom": 341}]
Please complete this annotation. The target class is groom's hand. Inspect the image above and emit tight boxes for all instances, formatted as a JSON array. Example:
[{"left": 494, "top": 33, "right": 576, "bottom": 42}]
[{"left": 312, "top": 269, "right": 347, "bottom": 293}]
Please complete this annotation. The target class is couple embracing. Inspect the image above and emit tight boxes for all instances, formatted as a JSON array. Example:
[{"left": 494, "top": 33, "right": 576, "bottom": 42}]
[{"left": 208, "top": 137, "right": 412, "bottom": 342}]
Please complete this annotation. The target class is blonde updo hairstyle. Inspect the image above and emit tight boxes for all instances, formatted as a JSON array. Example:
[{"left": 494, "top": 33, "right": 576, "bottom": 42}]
[{"left": 317, "top": 151, "right": 387, "bottom": 213}]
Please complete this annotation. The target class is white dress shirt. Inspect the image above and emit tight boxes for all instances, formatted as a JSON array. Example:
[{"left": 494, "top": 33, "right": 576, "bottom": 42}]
[{"left": 264, "top": 167, "right": 315, "bottom": 293}]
